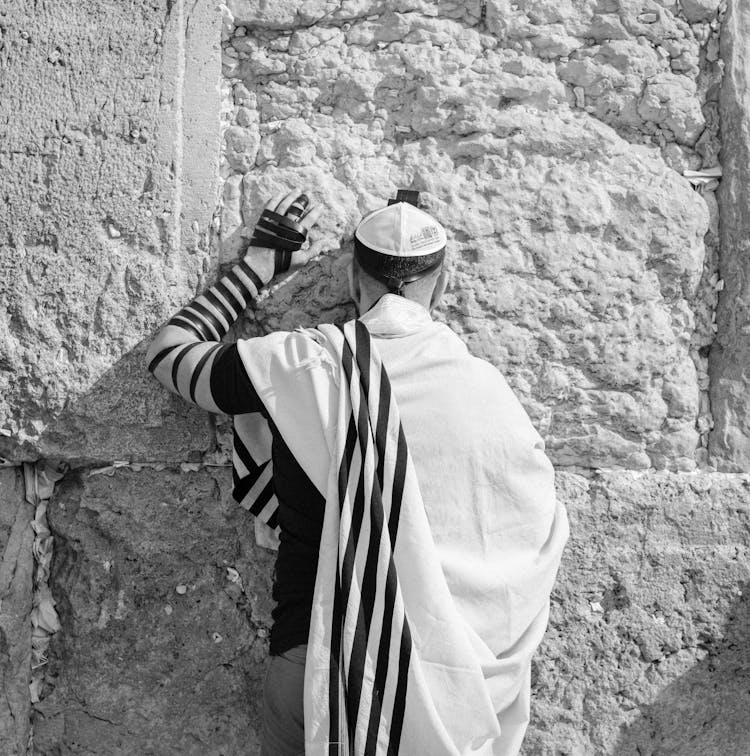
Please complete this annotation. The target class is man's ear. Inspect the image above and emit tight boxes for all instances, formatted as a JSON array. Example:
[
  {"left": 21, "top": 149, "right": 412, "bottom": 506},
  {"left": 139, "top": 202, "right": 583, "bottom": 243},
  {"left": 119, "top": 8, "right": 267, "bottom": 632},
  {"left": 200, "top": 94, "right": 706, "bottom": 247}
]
[{"left": 429, "top": 268, "right": 449, "bottom": 311}]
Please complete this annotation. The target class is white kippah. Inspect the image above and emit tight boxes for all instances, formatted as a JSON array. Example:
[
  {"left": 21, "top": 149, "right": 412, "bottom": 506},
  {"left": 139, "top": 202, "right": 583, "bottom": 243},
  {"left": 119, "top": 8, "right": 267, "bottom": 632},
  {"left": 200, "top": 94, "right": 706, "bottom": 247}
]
[{"left": 354, "top": 202, "right": 447, "bottom": 257}]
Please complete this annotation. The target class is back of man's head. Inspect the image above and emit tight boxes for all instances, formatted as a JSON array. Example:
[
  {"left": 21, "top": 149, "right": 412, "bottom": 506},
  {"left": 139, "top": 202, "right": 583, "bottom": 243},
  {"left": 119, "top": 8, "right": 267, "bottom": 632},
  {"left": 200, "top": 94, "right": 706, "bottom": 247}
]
[
  {"left": 350, "top": 257, "right": 446, "bottom": 313},
  {"left": 351, "top": 195, "right": 448, "bottom": 313}
]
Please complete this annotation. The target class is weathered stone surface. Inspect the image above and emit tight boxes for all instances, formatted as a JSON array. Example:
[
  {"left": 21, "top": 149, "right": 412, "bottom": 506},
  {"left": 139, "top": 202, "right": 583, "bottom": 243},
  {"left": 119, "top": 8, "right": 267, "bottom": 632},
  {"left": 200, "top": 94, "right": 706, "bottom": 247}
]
[
  {"left": 0, "top": 0, "right": 221, "bottom": 464},
  {"left": 222, "top": 4, "right": 714, "bottom": 470},
  {"left": 1, "top": 1, "right": 746, "bottom": 753},
  {"left": 0, "top": 468, "right": 34, "bottom": 756},
  {"left": 526, "top": 471, "right": 750, "bottom": 755},
  {"left": 33, "top": 466, "right": 274, "bottom": 755},
  {"left": 681, "top": 0, "right": 722, "bottom": 24},
  {"left": 31, "top": 466, "right": 750, "bottom": 755},
  {"left": 0, "top": 0, "right": 725, "bottom": 470},
  {"left": 709, "top": 0, "right": 750, "bottom": 472}
]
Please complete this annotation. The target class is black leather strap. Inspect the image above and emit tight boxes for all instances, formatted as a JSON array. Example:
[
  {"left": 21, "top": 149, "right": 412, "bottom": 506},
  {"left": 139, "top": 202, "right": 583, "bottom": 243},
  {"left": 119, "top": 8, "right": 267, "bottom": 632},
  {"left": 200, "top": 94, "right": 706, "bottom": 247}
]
[
  {"left": 251, "top": 209, "right": 308, "bottom": 252},
  {"left": 286, "top": 194, "right": 309, "bottom": 220},
  {"left": 237, "top": 258, "right": 266, "bottom": 292},
  {"left": 387, "top": 189, "right": 420, "bottom": 208},
  {"left": 274, "top": 247, "right": 293, "bottom": 274}
]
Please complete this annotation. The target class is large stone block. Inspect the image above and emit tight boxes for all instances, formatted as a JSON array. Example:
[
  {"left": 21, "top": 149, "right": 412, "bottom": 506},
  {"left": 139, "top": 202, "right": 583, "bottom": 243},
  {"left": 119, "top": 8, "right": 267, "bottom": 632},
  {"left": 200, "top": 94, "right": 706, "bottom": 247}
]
[
  {"left": 709, "top": 0, "right": 750, "bottom": 472},
  {"left": 29, "top": 465, "right": 750, "bottom": 755},
  {"left": 0, "top": 468, "right": 34, "bottom": 756},
  {"left": 32, "top": 466, "right": 274, "bottom": 755},
  {"left": 221, "top": 6, "right": 712, "bottom": 471},
  {"left": 526, "top": 471, "right": 750, "bottom": 755},
  {"left": 0, "top": 0, "right": 221, "bottom": 465}
]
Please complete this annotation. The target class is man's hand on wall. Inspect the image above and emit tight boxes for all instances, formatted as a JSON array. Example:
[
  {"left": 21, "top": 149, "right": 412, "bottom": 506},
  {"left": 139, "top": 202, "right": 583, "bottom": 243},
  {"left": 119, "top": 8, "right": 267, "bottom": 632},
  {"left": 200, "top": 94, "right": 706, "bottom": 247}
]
[{"left": 245, "top": 189, "right": 325, "bottom": 286}]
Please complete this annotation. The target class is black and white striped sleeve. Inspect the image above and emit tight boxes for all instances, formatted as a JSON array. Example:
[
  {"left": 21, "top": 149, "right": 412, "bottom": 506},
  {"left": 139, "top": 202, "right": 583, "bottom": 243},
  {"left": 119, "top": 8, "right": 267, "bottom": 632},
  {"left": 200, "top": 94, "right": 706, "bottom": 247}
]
[{"left": 145, "top": 256, "right": 268, "bottom": 415}]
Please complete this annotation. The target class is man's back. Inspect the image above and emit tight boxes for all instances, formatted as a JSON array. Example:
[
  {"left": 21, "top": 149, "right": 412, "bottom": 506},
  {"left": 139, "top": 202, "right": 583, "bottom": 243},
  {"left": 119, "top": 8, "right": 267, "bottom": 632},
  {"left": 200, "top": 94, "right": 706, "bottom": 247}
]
[
  {"left": 146, "top": 189, "right": 568, "bottom": 755},
  {"left": 240, "top": 294, "right": 561, "bottom": 662},
  {"left": 359, "top": 296, "right": 560, "bottom": 658}
]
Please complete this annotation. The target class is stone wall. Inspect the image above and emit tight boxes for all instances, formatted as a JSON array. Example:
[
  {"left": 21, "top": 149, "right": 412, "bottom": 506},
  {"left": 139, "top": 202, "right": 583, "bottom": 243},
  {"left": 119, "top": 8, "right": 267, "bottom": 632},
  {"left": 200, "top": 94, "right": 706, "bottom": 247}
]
[{"left": 1, "top": 0, "right": 749, "bottom": 754}]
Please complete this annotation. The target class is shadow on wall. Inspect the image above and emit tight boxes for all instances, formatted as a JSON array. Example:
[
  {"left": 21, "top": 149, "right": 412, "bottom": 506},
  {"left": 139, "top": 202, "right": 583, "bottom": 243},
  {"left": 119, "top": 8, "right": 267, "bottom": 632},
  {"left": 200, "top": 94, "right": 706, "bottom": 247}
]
[
  {"left": 0, "top": 250, "right": 354, "bottom": 469},
  {"left": 31, "top": 336, "right": 217, "bottom": 468},
  {"left": 613, "top": 580, "right": 750, "bottom": 756}
]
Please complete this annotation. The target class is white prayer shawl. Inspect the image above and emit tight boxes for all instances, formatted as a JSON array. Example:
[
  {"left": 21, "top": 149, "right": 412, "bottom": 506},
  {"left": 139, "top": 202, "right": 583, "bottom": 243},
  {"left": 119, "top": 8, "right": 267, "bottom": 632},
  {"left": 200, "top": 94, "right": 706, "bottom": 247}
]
[{"left": 234, "top": 295, "right": 570, "bottom": 756}]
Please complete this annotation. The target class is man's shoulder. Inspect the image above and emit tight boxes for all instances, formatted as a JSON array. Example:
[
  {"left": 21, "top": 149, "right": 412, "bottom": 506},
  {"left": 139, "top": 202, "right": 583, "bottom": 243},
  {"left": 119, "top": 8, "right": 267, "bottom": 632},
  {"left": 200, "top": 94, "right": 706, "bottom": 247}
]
[
  {"left": 234, "top": 327, "right": 333, "bottom": 389},
  {"left": 424, "top": 321, "right": 510, "bottom": 378}
]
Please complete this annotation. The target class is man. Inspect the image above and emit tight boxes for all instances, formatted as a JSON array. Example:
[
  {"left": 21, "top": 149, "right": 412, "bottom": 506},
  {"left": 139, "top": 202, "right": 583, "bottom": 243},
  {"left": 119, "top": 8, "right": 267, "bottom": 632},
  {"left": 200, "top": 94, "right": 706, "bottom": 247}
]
[{"left": 146, "top": 188, "right": 569, "bottom": 756}]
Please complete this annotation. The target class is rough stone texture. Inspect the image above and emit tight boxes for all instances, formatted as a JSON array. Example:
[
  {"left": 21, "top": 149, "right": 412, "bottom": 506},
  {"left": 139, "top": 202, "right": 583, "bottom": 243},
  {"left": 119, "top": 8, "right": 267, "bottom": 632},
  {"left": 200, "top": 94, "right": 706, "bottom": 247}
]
[
  {"left": 709, "top": 0, "right": 750, "bottom": 471},
  {"left": 0, "top": 0, "right": 747, "bottom": 754},
  {"left": 32, "top": 466, "right": 274, "bottom": 755},
  {"left": 526, "top": 471, "right": 750, "bottom": 755},
  {"left": 0, "top": 0, "right": 221, "bottom": 465},
  {"left": 0, "top": 0, "right": 727, "bottom": 471},
  {"left": 0, "top": 468, "right": 34, "bottom": 755},
  {"left": 32, "top": 466, "right": 750, "bottom": 755},
  {"left": 220, "top": 0, "right": 722, "bottom": 471}
]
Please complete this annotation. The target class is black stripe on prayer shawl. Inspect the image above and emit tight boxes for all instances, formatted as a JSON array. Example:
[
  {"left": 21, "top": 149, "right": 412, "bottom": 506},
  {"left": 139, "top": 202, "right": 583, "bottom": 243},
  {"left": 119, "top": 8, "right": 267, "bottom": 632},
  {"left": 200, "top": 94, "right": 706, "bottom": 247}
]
[
  {"left": 342, "top": 332, "right": 375, "bottom": 743},
  {"left": 370, "top": 373, "right": 412, "bottom": 752},
  {"left": 230, "top": 426, "right": 276, "bottom": 513},
  {"left": 390, "top": 617, "right": 412, "bottom": 750},
  {"left": 336, "top": 322, "right": 377, "bottom": 751},
  {"left": 248, "top": 478, "right": 275, "bottom": 516},
  {"left": 331, "top": 320, "right": 413, "bottom": 755},
  {"left": 331, "top": 413, "right": 359, "bottom": 751},
  {"left": 389, "top": 426, "right": 409, "bottom": 543},
  {"left": 352, "top": 321, "right": 412, "bottom": 753},
  {"left": 366, "top": 323, "right": 413, "bottom": 754},
  {"left": 233, "top": 428, "right": 259, "bottom": 475},
  {"left": 337, "top": 335, "right": 364, "bottom": 748},
  {"left": 232, "top": 472, "right": 259, "bottom": 504},
  {"left": 364, "top": 359, "right": 394, "bottom": 753},
  {"left": 344, "top": 324, "right": 388, "bottom": 737}
]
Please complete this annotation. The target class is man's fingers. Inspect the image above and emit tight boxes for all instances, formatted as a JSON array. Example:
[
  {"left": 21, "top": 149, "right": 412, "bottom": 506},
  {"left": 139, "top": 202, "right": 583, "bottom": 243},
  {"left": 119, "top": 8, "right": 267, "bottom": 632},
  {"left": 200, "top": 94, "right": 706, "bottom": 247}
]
[
  {"left": 286, "top": 194, "right": 310, "bottom": 220},
  {"left": 275, "top": 190, "right": 302, "bottom": 216},
  {"left": 266, "top": 189, "right": 322, "bottom": 228},
  {"left": 295, "top": 238, "right": 326, "bottom": 265},
  {"left": 299, "top": 204, "right": 324, "bottom": 230}
]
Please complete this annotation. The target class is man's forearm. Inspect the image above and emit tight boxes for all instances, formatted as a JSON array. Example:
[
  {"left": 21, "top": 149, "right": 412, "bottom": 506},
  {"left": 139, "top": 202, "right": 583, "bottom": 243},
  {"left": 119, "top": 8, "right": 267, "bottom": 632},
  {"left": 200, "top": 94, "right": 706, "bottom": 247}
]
[
  {"left": 144, "top": 188, "right": 319, "bottom": 411},
  {"left": 144, "top": 248, "right": 274, "bottom": 411},
  {"left": 162, "top": 250, "right": 274, "bottom": 344}
]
